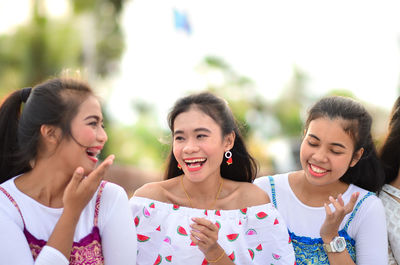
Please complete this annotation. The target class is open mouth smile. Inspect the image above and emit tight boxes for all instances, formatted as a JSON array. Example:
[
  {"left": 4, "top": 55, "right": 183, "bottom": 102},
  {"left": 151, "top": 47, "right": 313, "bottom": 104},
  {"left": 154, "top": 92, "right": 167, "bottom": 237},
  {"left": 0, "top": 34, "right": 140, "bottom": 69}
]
[
  {"left": 86, "top": 146, "right": 102, "bottom": 163},
  {"left": 183, "top": 158, "right": 207, "bottom": 172},
  {"left": 308, "top": 163, "right": 329, "bottom": 177}
]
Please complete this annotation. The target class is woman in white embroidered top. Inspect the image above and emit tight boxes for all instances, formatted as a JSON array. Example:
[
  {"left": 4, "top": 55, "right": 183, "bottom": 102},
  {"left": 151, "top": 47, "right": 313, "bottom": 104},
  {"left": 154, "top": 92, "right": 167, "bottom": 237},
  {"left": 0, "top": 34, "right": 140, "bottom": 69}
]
[
  {"left": 255, "top": 96, "right": 388, "bottom": 265},
  {"left": 130, "top": 92, "right": 295, "bottom": 264},
  {"left": 0, "top": 77, "right": 137, "bottom": 265},
  {"left": 379, "top": 96, "right": 400, "bottom": 265}
]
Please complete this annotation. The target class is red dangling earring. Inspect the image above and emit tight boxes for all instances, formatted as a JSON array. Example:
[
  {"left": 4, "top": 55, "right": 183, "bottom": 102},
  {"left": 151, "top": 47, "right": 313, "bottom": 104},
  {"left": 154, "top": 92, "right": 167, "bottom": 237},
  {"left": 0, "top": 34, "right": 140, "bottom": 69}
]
[
  {"left": 177, "top": 163, "right": 182, "bottom": 169},
  {"left": 225, "top": 150, "right": 232, "bottom": 165}
]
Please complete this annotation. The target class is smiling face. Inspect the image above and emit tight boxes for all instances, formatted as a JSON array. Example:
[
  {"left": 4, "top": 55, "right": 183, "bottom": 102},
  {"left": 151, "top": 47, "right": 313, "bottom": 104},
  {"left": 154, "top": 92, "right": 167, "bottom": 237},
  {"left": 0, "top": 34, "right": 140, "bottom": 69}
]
[
  {"left": 57, "top": 95, "right": 107, "bottom": 175},
  {"left": 300, "top": 117, "right": 363, "bottom": 187},
  {"left": 172, "top": 107, "right": 234, "bottom": 183}
]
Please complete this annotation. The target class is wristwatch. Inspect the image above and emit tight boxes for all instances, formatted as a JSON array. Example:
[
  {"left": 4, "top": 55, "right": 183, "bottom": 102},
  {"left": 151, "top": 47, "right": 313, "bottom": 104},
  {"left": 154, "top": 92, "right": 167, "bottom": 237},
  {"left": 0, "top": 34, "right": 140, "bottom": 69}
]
[{"left": 323, "top": 236, "right": 346, "bottom": 253}]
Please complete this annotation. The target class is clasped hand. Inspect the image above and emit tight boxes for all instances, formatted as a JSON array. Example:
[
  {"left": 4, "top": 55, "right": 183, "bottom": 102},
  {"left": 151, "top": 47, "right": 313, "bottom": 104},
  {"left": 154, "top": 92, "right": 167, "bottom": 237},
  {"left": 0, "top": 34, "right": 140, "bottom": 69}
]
[{"left": 190, "top": 217, "right": 223, "bottom": 257}]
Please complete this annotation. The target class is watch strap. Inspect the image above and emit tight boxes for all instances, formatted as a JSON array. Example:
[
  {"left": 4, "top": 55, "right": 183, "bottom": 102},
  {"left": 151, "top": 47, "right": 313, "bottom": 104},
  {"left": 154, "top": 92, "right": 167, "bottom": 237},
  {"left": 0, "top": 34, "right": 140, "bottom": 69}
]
[{"left": 323, "top": 242, "right": 334, "bottom": 252}]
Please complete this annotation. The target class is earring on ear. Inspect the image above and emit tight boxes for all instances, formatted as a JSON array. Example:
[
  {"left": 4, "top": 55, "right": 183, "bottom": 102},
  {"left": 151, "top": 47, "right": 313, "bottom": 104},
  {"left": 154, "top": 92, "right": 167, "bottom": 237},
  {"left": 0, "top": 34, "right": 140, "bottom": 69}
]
[
  {"left": 177, "top": 164, "right": 182, "bottom": 169},
  {"left": 225, "top": 150, "right": 232, "bottom": 165}
]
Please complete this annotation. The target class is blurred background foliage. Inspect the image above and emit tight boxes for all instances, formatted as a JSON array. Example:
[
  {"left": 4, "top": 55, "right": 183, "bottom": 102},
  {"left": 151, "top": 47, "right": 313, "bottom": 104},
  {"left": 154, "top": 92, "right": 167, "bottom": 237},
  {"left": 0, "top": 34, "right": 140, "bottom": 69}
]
[
  {"left": 0, "top": 0, "right": 125, "bottom": 93},
  {"left": 0, "top": 0, "right": 393, "bottom": 194}
]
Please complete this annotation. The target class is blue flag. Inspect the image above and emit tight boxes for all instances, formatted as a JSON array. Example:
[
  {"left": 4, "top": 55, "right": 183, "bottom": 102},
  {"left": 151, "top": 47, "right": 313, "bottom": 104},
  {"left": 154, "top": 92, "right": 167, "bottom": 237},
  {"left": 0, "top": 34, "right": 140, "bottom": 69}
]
[{"left": 173, "top": 8, "right": 192, "bottom": 35}]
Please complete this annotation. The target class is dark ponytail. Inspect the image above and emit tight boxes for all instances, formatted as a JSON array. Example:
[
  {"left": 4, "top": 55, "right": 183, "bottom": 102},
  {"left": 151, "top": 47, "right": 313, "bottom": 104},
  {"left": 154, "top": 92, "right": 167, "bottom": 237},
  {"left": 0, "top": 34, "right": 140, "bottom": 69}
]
[
  {"left": 0, "top": 89, "right": 29, "bottom": 182},
  {"left": 0, "top": 78, "right": 93, "bottom": 183},
  {"left": 305, "top": 96, "right": 385, "bottom": 192}
]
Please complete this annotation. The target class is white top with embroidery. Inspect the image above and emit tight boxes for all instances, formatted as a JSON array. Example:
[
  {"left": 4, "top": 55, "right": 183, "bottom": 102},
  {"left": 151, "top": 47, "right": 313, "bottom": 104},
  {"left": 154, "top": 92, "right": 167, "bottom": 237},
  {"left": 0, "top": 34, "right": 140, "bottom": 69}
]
[
  {"left": 254, "top": 173, "right": 388, "bottom": 265},
  {"left": 130, "top": 196, "right": 295, "bottom": 264},
  {"left": 0, "top": 177, "right": 137, "bottom": 265},
  {"left": 379, "top": 184, "right": 400, "bottom": 265}
]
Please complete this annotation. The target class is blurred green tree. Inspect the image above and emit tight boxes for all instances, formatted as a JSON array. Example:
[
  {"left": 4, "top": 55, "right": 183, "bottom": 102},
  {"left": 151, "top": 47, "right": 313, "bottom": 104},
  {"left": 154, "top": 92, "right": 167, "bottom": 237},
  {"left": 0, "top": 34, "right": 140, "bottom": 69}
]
[
  {"left": 106, "top": 100, "right": 168, "bottom": 171},
  {"left": 0, "top": 0, "right": 127, "bottom": 161},
  {"left": 0, "top": 0, "right": 125, "bottom": 96},
  {"left": 273, "top": 67, "right": 308, "bottom": 137}
]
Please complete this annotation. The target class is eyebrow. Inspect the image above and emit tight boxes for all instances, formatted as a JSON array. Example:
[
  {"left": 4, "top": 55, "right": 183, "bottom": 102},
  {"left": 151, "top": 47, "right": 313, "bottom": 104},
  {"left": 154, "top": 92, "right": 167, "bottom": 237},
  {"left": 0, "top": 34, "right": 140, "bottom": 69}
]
[
  {"left": 308, "top": 133, "right": 346, "bottom": 149},
  {"left": 174, "top": 127, "right": 212, "bottom": 135},
  {"left": 84, "top": 115, "right": 102, "bottom": 122}
]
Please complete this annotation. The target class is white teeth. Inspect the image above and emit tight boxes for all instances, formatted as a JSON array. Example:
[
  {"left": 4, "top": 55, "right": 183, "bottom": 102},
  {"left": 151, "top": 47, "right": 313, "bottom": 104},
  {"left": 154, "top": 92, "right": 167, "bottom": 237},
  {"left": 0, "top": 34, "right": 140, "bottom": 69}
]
[
  {"left": 87, "top": 149, "right": 101, "bottom": 157},
  {"left": 310, "top": 164, "right": 326, "bottom": 173},
  {"left": 184, "top": 158, "right": 206, "bottom": 163}
]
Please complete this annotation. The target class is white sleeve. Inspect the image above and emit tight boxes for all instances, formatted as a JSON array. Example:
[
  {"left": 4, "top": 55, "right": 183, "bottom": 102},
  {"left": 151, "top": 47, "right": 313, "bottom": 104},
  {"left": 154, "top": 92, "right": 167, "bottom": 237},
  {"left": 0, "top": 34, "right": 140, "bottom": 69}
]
[
  {"left": 0, "top": 212, "right": 68, "bottom": 265},
  {"left": 253, "top": 176, "right": 273, "bottom": 198},
  {"left": 129, "top": 196, "right": 141, "bottom": 216},
  {"left": 352, "top": 197, "right": 388, "bottom": 264},
  {"left": 98, "top": 183, "right": 137, "bottom": 265},
  {"left": 35, "top": 246, "right": 69, "bottom": 265}
]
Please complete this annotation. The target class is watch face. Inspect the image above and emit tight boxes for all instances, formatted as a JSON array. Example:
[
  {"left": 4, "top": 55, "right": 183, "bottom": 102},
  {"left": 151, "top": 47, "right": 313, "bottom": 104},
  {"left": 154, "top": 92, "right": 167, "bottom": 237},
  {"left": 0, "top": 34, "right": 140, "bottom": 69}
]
[{"left": 333, "top": 237, "right": 346, "bottom": 252}]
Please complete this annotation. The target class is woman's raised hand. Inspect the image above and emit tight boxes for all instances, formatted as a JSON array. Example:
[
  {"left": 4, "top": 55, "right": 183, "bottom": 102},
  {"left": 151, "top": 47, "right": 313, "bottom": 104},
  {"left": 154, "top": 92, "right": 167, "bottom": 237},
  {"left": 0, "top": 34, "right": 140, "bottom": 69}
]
[
  {"left": 63, "top": 155, "right": 115, "bottom": 213},
  {"left": 320, "top": 192, "right": 359, "bottom": 242}
]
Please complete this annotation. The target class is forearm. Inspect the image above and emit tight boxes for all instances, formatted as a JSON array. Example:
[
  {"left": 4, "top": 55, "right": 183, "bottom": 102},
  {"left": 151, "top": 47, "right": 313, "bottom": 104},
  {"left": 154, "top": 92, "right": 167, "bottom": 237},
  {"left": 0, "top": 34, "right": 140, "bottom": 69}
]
[
  {"left": 326, "top": 252, "right": 356, "bottom": 265},
  {"left": 322, "top": 234, "right": 355, "bottom": 265},
  {"left": 46, "top": 209, "right": 80, "bottom": 260}
]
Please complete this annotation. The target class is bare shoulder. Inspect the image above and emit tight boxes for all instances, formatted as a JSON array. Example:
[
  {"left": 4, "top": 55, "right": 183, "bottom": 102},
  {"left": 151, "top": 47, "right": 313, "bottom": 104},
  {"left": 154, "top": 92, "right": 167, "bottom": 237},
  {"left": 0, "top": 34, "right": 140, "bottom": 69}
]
[
  {"left": 223, "top": 180, "right": 270, "bottom": 208},
  {"left": 239, "top": 182, "right": 271, "bottom": 205},
  {"left": 133, "top": 178, "right": 179, "bottom": 201},
  {"left": 133, "top": 181, "right": 164, "bottom": 200}
]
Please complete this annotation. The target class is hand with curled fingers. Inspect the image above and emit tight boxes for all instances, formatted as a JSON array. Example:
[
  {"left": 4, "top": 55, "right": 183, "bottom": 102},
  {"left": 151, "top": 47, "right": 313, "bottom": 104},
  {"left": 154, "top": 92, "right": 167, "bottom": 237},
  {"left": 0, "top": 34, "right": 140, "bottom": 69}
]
[
  {"left": 47, "top": 155, "right": 115, "bottom": 259},
  {"left": 63, "top": 154, "right": 115, "bottom": 215},
  {"left": 320, "top": 192, "right": 359, "bottom": 243},
  {"left": 190, "top": 217, "right": 231, "bottom": 263}
]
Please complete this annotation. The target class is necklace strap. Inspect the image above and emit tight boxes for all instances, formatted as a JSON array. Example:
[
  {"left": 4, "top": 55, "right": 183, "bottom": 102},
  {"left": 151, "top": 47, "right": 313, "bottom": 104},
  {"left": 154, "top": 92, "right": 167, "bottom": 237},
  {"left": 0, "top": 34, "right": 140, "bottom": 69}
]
[
  {"left": 212, "top": 178, "right": 224, "bottom": 209},
  {"left": 180, "top": 175, "right": 223, "bottom": 209},
  {"left": 181, "top": 175, "right": 193, "bottom": 208}
]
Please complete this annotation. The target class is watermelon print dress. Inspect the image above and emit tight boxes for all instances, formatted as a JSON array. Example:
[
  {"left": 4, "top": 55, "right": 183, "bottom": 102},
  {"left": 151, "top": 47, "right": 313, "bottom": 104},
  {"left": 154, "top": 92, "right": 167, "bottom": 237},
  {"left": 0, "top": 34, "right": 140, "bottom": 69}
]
[
  {"left": 130, "top": 196, "right": 295, "bottom": 264},
  {"left": 254, "top": 173, "right": 388, "bottom": 265}
]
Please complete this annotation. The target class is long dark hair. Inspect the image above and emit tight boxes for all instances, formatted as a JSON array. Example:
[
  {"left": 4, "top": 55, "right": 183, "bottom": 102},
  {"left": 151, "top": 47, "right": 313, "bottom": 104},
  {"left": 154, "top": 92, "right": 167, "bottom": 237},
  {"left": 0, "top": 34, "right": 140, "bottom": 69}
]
[
  {"left": 305, "top": 96, "right": 385, "bottom": 192},
  {"left": 0, "top": 77, "right": 93, "bottom": 183},
  {"left": 164, "top": 92, "right": 258, "bottom": 183},
  {"left": 379, "top": 96, "right": 400, "bottom": 184}
]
